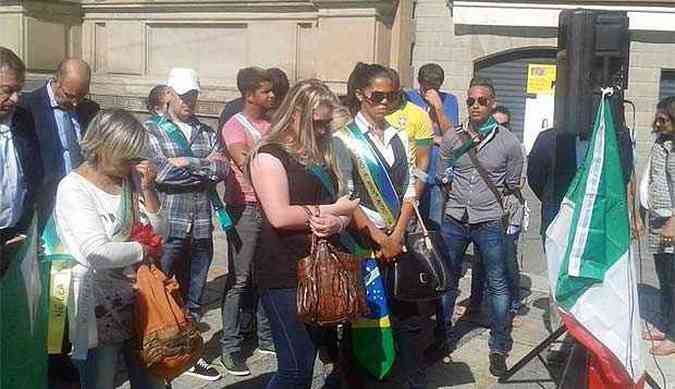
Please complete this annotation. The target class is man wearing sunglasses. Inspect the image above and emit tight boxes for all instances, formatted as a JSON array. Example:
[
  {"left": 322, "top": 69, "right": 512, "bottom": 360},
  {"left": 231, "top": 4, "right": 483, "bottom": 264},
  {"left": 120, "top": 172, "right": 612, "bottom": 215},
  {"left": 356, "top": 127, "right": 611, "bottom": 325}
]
[
  {"left": 465, "top": 104, "right": 529, "bottom": 326},
  {"left": 436, "top": 77, "right": 523, "bottom": 377}
]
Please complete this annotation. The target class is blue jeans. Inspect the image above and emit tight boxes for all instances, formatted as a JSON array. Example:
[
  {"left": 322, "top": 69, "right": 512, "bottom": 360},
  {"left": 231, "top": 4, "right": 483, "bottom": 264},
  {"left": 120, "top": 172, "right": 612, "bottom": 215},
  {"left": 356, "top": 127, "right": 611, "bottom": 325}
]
[
  {"left": 261, "top": 288, "right": 336, "bottom": 389},
  {"left": 654, "top": 253, "right": 675, "bottom": 340},
  {"left": 160, "top": 236, "right": 213, "bottom": 317},
  {"left": 221, "top": 204, "right": 273, "bottom": 355},
  {"left": 438, "top": 215, "right": 513, "bottom": 353},
  {"left": 469, "top": 231, "right": 522, "bottom": 312},
  {"left": 72, "top": 341, "right": 164, "bottom": 389}
]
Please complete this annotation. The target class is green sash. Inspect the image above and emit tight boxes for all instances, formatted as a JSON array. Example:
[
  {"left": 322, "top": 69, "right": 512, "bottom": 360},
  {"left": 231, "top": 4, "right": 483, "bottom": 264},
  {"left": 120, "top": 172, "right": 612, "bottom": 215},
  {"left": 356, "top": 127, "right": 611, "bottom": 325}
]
[
  {"left": 305, "top": 164, "right": 368, "bottom": 257},
  {"left": 150, "top": 115, "right": 233, "bottom": 230},
  {"left": 449, "top": 116, "right": 498, "bottom": 164},
  {"left": 334, "top": 123, "right": 402, "bottom": 230}
]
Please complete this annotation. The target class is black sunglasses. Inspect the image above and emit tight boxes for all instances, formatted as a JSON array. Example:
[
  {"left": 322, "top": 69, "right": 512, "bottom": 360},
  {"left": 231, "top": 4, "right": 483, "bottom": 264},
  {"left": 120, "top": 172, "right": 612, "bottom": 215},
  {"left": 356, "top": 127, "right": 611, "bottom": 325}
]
[
  {"left": 365, "top": 91, "right": 398, "bottom": 105},
  {"left": 466, "top": 96, "right": 490, "bottom": 107}
]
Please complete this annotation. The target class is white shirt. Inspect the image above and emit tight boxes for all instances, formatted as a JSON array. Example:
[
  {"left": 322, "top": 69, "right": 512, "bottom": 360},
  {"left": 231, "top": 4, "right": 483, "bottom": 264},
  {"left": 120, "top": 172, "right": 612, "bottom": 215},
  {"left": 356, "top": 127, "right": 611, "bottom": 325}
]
[
  {"left": 175, "top": 120, "right": 193, "bottom": 142},
  {"left": 353, "top": 113, "right": 416, "bottom": 228},
  {"left": 0, "top": 113, "right": 26, "bottom": 229},
  {"left": 55, "top": 173, "right": 166, "bottom": 358}
]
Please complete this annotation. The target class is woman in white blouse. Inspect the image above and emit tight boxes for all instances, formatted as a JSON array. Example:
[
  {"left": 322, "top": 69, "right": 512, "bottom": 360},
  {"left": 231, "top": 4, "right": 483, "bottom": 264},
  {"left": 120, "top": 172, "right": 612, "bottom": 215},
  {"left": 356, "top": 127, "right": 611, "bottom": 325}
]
[{"left": 55, "top": 109, "right": 166, "bottom": 389}]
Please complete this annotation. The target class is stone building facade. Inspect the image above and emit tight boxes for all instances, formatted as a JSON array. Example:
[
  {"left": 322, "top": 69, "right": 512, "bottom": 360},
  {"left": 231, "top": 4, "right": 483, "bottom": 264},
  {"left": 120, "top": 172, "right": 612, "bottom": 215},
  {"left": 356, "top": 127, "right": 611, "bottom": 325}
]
[
  {"left": 0, "top": 0, "right": 415, "bottom": 119},
  {"left": 2, "top": 0, "right": 675, "bottom": 159}
]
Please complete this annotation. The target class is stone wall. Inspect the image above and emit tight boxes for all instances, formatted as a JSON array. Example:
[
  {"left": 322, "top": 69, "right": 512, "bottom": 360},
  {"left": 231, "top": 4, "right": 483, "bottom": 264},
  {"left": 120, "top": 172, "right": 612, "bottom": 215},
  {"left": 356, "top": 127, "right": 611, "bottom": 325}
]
[
  {"left": 0, "top": 1, "right": 82, "bottom": 72},
  {"left": 1, "top": 0, "right": 414, "bottom": 118}
]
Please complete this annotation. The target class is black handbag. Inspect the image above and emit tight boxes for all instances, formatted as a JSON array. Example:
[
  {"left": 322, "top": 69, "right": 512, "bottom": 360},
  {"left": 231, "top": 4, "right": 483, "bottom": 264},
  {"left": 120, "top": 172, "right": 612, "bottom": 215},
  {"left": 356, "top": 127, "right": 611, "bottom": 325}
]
[{"left": 387, "top": 203, "right": 451, "bottom": 301}]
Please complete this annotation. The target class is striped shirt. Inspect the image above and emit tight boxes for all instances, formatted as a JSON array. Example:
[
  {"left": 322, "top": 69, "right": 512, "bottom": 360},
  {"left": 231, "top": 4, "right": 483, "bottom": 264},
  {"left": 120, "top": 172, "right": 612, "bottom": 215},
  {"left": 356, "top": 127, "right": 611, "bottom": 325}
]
[{"left": 145, "top": 117, "right": 228, "bottom": 239}]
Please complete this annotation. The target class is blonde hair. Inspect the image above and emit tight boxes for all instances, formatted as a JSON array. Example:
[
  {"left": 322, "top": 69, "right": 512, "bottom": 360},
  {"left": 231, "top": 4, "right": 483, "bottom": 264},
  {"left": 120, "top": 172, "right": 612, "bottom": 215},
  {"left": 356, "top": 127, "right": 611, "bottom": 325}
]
[
  {"left": 332, "top": 105, "right": 353, "bottom": 132},
  {"left": 80, "top": 109, "right": 148, "bottom": 165},
  {"left": 250, "top": 79, "right": 343, "bottom": 191}
]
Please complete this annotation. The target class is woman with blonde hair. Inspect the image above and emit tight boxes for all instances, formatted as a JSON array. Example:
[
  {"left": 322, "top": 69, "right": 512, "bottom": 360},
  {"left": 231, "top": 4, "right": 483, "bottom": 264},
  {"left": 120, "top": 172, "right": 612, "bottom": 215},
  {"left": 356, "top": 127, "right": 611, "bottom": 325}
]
[
  {"left": 249, "top": 79, "right": 359, "bottom": 388},
  {"left": 54, "top": 109, "right": 166, "bottom": 389}
]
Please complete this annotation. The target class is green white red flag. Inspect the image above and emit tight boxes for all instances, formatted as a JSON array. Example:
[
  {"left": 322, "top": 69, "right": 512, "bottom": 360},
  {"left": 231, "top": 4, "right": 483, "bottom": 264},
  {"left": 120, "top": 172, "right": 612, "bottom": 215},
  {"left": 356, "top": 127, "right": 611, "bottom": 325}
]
[{"left": 545, "top": 90, "right": 644, "bottom": 387}]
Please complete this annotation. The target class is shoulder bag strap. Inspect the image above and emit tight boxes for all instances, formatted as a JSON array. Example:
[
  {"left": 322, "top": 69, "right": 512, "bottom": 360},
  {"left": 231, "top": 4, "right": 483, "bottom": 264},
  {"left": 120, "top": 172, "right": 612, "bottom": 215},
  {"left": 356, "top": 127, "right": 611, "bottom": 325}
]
[
  {"left": 234, "top": 113, "right": 263, "bottom": 143},
  {"left": 459, "top": 131, "right": 505, "bottom": 212}
]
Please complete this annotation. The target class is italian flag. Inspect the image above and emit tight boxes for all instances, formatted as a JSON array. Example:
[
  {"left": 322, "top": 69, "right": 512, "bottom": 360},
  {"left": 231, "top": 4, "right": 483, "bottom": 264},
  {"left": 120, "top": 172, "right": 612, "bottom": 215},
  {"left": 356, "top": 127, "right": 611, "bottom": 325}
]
[{"left": 545, "top": 91, "right": 644, "bottom": 387}]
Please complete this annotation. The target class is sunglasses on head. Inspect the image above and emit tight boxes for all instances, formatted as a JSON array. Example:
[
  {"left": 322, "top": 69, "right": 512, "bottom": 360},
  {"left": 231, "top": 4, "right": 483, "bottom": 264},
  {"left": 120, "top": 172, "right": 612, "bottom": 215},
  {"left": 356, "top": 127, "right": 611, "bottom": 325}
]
[
  {"left": 365, "top": 91, "right": 398, "bottom": 105},
  {"left": 466, "top": 96, "right": 490, "bottom": 107}
]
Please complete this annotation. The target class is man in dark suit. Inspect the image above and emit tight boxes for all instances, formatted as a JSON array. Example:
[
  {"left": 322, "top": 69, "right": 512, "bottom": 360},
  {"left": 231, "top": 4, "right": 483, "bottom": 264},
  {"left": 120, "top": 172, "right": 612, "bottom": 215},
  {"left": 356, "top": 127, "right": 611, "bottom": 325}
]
[
  {"left": 21, "top": 57, "right": 99, "bottom": 383},
  {"left": 22, "top": 58, "right": 99, "bottom": 228},
  {"left": 0, "top": 47, "right": 43, "bottom": 277},
  {"left": 0, "top": 47, "right": 46, "bottom": 388}
]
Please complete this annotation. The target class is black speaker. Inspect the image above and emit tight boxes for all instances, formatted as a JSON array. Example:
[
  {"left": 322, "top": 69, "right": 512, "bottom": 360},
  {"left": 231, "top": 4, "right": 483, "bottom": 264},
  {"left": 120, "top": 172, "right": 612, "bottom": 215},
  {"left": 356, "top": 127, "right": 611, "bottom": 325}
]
[{"left": 554, "top": 9, "right": 630, "bottom": 139}]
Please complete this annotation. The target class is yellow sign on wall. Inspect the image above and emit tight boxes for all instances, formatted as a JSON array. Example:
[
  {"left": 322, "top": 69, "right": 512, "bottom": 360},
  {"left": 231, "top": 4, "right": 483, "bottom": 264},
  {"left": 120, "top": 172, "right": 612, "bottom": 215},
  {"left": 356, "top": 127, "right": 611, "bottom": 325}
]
[{"left": 527, "top": 64, "right": 557, "bottom": 95}]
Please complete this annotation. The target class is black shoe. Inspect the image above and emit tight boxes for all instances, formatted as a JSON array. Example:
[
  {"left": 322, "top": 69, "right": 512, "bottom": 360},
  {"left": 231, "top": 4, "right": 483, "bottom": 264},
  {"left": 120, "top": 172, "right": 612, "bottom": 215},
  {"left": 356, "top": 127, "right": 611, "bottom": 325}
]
[
  {"left": 218, "top": 353, "right": 251, "bottom": 376},
  {"left": 184, "top": 358, "right": 222, "bottom": 381},
  {"left": 489, "top": 352, "right": 508, "bottom": 377}
]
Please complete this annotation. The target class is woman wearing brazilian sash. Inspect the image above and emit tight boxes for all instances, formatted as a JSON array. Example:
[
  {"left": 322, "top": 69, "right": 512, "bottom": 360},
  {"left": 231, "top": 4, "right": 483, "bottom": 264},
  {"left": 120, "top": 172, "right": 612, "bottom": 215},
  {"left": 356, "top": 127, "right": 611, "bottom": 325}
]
[
  {"left": 334, "top": 63, "right": 427, "bottom": 388},
  {"left": 249, "top": 80, "right": 359, "bottom": 388},
  {"left": 54, "top": 110, "right": 166, "bottom": 389}
]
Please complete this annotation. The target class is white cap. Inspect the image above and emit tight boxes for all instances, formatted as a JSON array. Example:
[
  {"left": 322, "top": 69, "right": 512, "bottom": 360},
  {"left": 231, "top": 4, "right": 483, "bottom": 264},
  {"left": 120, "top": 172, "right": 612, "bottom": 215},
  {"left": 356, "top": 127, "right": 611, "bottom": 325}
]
[{"left": 167, "top": 68, "right": 200, "bottom": 95}]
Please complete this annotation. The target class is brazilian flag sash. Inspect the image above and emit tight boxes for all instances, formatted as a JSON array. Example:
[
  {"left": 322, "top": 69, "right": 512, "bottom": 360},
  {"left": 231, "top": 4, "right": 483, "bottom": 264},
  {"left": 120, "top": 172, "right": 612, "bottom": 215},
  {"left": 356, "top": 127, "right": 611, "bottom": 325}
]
[
  {"left": 307, "top": 142, "right": 396, "bottom": 380},
  {"left": 149, "top": 115, "right": 233, "bottom": 230},
  {"left": 334, "top": 122, "right": 401, "bottom": 230}
]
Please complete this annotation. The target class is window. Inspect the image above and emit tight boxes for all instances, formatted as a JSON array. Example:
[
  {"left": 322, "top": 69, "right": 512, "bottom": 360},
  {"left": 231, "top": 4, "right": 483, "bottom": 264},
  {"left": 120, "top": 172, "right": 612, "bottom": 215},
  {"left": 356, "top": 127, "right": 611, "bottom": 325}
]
[{"left": 660, "top": 70, "right": 675, "bottom": 101}]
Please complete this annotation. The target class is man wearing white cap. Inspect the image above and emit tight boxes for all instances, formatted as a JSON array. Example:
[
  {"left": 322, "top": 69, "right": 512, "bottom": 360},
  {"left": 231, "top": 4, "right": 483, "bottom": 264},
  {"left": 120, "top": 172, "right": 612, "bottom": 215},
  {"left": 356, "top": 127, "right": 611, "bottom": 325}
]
[{"left": 144, "top": 68, "right": 228, "bottom": 381}]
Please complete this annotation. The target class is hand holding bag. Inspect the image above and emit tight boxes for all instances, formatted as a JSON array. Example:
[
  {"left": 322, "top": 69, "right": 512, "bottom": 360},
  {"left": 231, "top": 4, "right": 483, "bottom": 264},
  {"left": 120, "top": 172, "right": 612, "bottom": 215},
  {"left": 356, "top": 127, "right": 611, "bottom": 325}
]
[
  {"left": 296, "top": 208, "right": 369, "bottom": 326},
  {"left": 388, "top": 202, "right": 451, "bottom": 301}
]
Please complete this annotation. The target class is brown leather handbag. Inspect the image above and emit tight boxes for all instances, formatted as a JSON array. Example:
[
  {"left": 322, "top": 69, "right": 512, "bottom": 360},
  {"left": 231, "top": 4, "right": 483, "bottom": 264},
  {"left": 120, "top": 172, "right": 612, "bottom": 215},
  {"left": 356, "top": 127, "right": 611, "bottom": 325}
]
[{"left": 297, "top": 234, "right": 369, "bottom": 326}]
